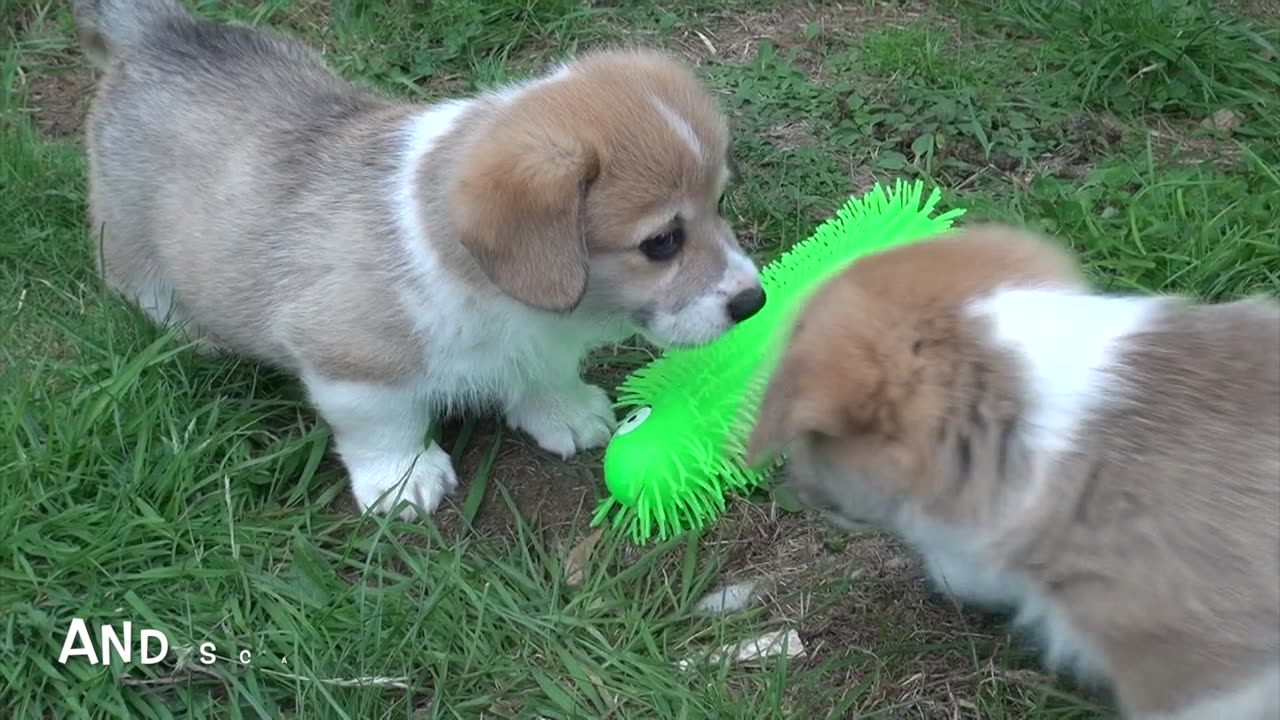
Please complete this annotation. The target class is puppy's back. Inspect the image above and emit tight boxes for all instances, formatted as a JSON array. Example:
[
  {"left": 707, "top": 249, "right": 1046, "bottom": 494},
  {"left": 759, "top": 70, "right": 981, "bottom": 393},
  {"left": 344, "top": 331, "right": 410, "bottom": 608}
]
[
  {"left": 1085, "top": 296, "right": 1279, "bottom": 543},
  {"left": 76, "top": 0, "right": 407, "bottom": 361},
  {"left": 1041, "top": 296, "right": 1280, "bottom": 714}
]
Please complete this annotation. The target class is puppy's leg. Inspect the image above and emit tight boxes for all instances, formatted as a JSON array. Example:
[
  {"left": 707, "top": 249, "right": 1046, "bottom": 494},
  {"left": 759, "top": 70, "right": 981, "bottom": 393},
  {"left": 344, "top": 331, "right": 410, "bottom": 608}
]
[
  {"left": 921, "top": 548, "right": 1024, "bottom": 611},
  {"left": 129, "top": 271, "right": 228, "bottom": 355},
  {"left": 95, "top": 228, "right": 227, "bottom": 354},
  {"left": 305, "top": 375, "right": 457, "bottom": 519},
  {"left": 505, "top": 371, "right": 616, "bottom": 459}
]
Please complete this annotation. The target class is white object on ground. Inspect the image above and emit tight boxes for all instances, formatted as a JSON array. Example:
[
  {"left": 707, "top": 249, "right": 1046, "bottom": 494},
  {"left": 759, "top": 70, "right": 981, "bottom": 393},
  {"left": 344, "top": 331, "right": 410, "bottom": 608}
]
[
  {"left": 693, "top": 580, "right": 759, "bottom": 616},
  {"left": 677, "top": 629, "right": 806, "bottom": 670}
]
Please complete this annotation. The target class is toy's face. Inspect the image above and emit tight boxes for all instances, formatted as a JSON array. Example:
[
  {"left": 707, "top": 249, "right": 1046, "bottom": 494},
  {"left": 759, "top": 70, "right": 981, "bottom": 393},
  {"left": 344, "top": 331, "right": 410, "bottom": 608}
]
[{"left": 603, "top": 405, "right": 666, "bottom": 505}]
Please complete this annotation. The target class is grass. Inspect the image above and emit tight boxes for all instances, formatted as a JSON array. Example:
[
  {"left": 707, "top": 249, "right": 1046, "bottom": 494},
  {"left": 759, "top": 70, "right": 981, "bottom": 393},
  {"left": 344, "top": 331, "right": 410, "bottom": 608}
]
[{"left": 3, "top": 0, "right": 1277, "bottom": 717}]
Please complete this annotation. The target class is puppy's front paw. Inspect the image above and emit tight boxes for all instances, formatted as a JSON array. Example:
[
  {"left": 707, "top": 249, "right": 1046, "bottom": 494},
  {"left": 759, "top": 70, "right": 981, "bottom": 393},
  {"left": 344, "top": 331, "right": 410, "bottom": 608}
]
[
  {"left": 348, "top": 443, "right": 459, "bottom": 521},
  {"left": 507, "top": 382, "right": 617, "bottom": 458},
  {"left": 921, "top": 550, "right": 1021, "bottom": 611}
]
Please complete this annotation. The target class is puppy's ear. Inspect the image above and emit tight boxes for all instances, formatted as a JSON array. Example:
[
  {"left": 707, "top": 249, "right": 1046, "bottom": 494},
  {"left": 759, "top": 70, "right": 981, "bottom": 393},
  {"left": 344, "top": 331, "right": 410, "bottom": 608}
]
[
  {"left": 746, "top": 297, "right": 906, "bottom": 465},
  {"left": 747, "top": 351, "right": 814, "bottom": 458},
  {"left": 746, "top": 350, "right": 843, "bottom": 465},
  {"left": 451, "top": 117, "right": 599, "bottom": 312}
]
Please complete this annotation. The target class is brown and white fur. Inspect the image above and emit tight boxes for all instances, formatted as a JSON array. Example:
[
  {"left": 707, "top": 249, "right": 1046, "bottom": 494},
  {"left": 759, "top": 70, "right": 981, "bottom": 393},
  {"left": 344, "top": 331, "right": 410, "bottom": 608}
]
[
  {"left": 746, "top": 225, "right": 1280, "bottom": 719},
  {"left": 73, "top": 0, "right": 766, "bottom": 519}
]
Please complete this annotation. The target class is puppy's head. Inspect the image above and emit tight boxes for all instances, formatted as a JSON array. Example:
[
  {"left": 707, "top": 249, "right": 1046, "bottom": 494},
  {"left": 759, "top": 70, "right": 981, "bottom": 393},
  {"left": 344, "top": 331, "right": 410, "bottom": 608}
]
[
  {"left": 450, "top": 48, "right": 764, "bottom": 347},
  {"left": 745, "top": 225, "right": 1085, "bottom": 527}
]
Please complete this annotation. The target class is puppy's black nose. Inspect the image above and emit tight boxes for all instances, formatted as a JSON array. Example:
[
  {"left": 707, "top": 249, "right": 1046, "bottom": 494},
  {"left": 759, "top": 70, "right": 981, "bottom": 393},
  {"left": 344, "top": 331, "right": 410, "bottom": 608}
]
[{"left": 727, "top": 286, "right": 766, "bottom": 323}]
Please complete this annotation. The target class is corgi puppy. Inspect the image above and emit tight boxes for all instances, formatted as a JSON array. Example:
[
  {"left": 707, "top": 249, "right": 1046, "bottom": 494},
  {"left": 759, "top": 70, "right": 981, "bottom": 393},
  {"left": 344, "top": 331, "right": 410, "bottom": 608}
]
[
  {"left": 73, "top": 0, "right": 766, "bottom": 519},
  {"left": 747, "top": 225, "right": 1280, "bottom": 720}
]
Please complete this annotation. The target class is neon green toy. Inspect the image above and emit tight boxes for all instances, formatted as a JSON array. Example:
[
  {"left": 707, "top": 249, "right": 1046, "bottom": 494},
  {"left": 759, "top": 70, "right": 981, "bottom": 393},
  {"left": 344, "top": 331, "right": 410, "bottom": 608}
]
[{"left": 591, "top": 180, "right": 965, "bottom": 544}]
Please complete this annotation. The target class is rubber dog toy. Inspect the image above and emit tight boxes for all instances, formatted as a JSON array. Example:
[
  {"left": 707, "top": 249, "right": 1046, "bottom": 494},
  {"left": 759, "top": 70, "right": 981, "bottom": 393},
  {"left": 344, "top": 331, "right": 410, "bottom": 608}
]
[{"left": 591, "top": 180, "right": 966, "bottom": 544}]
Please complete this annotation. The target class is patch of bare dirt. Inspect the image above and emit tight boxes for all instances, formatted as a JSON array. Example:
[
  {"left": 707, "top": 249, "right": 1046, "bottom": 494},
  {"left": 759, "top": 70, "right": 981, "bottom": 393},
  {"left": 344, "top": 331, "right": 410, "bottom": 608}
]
[
  {"left": 997, "top": 111, "right": 1129, "bottom": 187},
  {"left": 1228, "top": 0, "right": 1280, "bottom": 22},
  {"left": 433, "top": 420, "right": 606, "bottom": 541},
  {"left": 665, "top": 1, "right": 936, "bottom": 75},
  {"left": 9, "top": 0, "right": 94, "bottom": 140},
  {"left": 681, "top": 503, "right": 1102, "bottom": 716},
  {"left": 1145, "top": 115, "right": 1247, "bottom": 170},
  {"left": 23, "top": 62, "right": 96, "bottom": 140},
  {"left": 764, "top": 119, "right": 820, "bottom": 150}
]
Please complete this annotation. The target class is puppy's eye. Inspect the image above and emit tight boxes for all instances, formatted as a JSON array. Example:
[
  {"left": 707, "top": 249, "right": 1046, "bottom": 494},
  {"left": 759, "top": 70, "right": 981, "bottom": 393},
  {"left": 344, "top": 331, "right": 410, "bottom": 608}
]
[{"left": 640, "top": 228, "right": 684, "bottom": 261}]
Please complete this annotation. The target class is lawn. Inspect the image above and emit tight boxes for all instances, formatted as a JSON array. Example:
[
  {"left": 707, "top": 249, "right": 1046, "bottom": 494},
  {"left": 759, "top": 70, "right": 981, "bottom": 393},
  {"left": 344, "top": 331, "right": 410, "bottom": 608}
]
[{"left": 2, "top": 0, "right": 1278, "bottom": 717}]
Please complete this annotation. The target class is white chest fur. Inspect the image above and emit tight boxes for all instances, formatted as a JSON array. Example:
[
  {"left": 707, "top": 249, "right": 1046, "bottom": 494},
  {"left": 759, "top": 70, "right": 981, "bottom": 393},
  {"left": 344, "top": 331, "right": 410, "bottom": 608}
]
[{"left": 389, "top": 103, "right": 621, "bottom": 412}]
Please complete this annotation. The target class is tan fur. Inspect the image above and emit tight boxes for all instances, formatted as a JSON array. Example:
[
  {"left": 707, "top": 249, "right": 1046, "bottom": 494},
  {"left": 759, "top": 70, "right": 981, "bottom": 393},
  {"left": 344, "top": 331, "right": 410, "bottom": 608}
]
[
  {"left": 447, "top": 50, "right": 732, "bottom": 312},
  {"left": 75, "top": 0, "right": 764, "bottom": 520},
  {"left": 78, "top": 6, "right": 742, "bottom": 383},
  {"left": 748, "top": 225, "right": 1084, "bottom": 509},
  {"left": 747, "top": 224, "right": 1280, "bottom": 719}
]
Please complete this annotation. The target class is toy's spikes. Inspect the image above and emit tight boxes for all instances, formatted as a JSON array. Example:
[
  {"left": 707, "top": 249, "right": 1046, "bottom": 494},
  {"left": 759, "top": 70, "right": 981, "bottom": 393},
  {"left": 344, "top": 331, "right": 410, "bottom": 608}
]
[{"left": 594, "top": 180, "right": 966, "bottom": 544}]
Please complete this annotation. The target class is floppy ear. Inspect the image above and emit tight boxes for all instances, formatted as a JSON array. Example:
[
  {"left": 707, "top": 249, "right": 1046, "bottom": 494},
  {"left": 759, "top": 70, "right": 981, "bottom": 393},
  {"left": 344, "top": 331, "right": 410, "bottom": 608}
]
[
  {"left": 745, "top": 364, "right": 801, "bottom": 466},
  {"left": 746, "top": 304, "right": 907, "bottom": 466},
  {"left": 451, "top": 119, "right": 599, "bottom": 312},
  {"left": 745, "top": 350, "right": 848, "bottom": 466}
]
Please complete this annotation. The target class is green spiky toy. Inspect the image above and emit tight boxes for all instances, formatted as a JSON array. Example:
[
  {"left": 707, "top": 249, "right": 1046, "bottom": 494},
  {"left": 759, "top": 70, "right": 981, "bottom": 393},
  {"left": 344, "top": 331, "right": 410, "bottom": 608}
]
[{"left": 590, "top": 180, "right": 966, "bottom": 544}]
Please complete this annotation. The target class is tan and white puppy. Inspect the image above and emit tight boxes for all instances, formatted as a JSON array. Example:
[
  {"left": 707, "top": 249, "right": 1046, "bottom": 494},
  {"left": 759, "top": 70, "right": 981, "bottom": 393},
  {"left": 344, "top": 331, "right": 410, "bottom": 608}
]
[
  {"left": 74, "top": 0, "right": 765, "bottom": 519},
  {"left": 747, "top": 225, "right": 1280, "bottom": 720}
]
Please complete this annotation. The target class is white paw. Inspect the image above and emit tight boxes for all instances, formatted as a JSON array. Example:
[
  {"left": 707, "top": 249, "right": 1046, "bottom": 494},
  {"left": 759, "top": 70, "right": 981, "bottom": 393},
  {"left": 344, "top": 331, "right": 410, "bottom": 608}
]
[
  {"left": 507, "top": 382, "right": 617, "bottom": 458},
  {"left": 190, "top": 336, "right": 228, "bottom": 357},
  {"left": 347, "top": 443, "right": 459, "bottom": 521},
  {"left": 921, "top": 549, "right": 1022, "bottom": 611}
]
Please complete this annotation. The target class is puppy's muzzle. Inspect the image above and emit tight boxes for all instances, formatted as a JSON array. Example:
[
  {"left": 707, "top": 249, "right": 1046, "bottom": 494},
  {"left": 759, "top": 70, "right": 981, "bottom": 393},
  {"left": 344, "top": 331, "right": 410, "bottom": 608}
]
[{"left": 727, "top": 286, "right": 766, "bottom": 323}]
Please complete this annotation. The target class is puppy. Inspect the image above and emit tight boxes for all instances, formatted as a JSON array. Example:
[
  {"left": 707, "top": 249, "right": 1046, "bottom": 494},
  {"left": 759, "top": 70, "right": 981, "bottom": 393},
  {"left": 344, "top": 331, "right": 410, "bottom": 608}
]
[
  {"left": 73, "top": 0, "right": 766, "bottom": 519},
  {"left": 746, "top": 225, "right": 1280, "bottom": 719}
]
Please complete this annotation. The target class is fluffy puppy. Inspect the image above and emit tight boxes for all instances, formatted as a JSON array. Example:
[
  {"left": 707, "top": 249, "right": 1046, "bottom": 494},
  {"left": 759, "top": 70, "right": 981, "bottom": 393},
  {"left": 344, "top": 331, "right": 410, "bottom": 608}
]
[
  {"left": 746, "top": 225, "right": 1280, "bottom": 720},
  {"left": 73, "top": 0, "right": 766, "bottom": 519}
]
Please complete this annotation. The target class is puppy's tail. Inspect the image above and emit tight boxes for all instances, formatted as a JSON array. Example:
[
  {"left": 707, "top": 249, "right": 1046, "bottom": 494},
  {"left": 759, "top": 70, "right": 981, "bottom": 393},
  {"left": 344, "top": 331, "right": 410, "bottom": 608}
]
[{"left": 72, "top": 0, "right": 191, "bottom": 68}]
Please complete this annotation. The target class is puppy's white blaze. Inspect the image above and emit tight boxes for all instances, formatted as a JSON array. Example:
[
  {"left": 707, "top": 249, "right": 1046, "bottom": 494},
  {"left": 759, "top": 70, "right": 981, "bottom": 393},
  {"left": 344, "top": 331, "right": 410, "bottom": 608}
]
[
  {"left": 651, "top": 96, "right": 702, "bottom": 161},
  {"left": 967, "top": 288, "right": 1160, "bottom": 510},
  {"left": 718, "top": 245, "right": 760, "bottom": 295},
  {"left": 646, "top": 243, "right": 761, "bottom": 347}
]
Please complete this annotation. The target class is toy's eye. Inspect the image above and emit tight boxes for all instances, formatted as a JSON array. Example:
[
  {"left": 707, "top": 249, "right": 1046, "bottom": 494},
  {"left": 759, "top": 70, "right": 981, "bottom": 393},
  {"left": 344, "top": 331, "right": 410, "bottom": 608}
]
[{"left": 615, "top": 406, "right": 652, "bottom": 436}]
